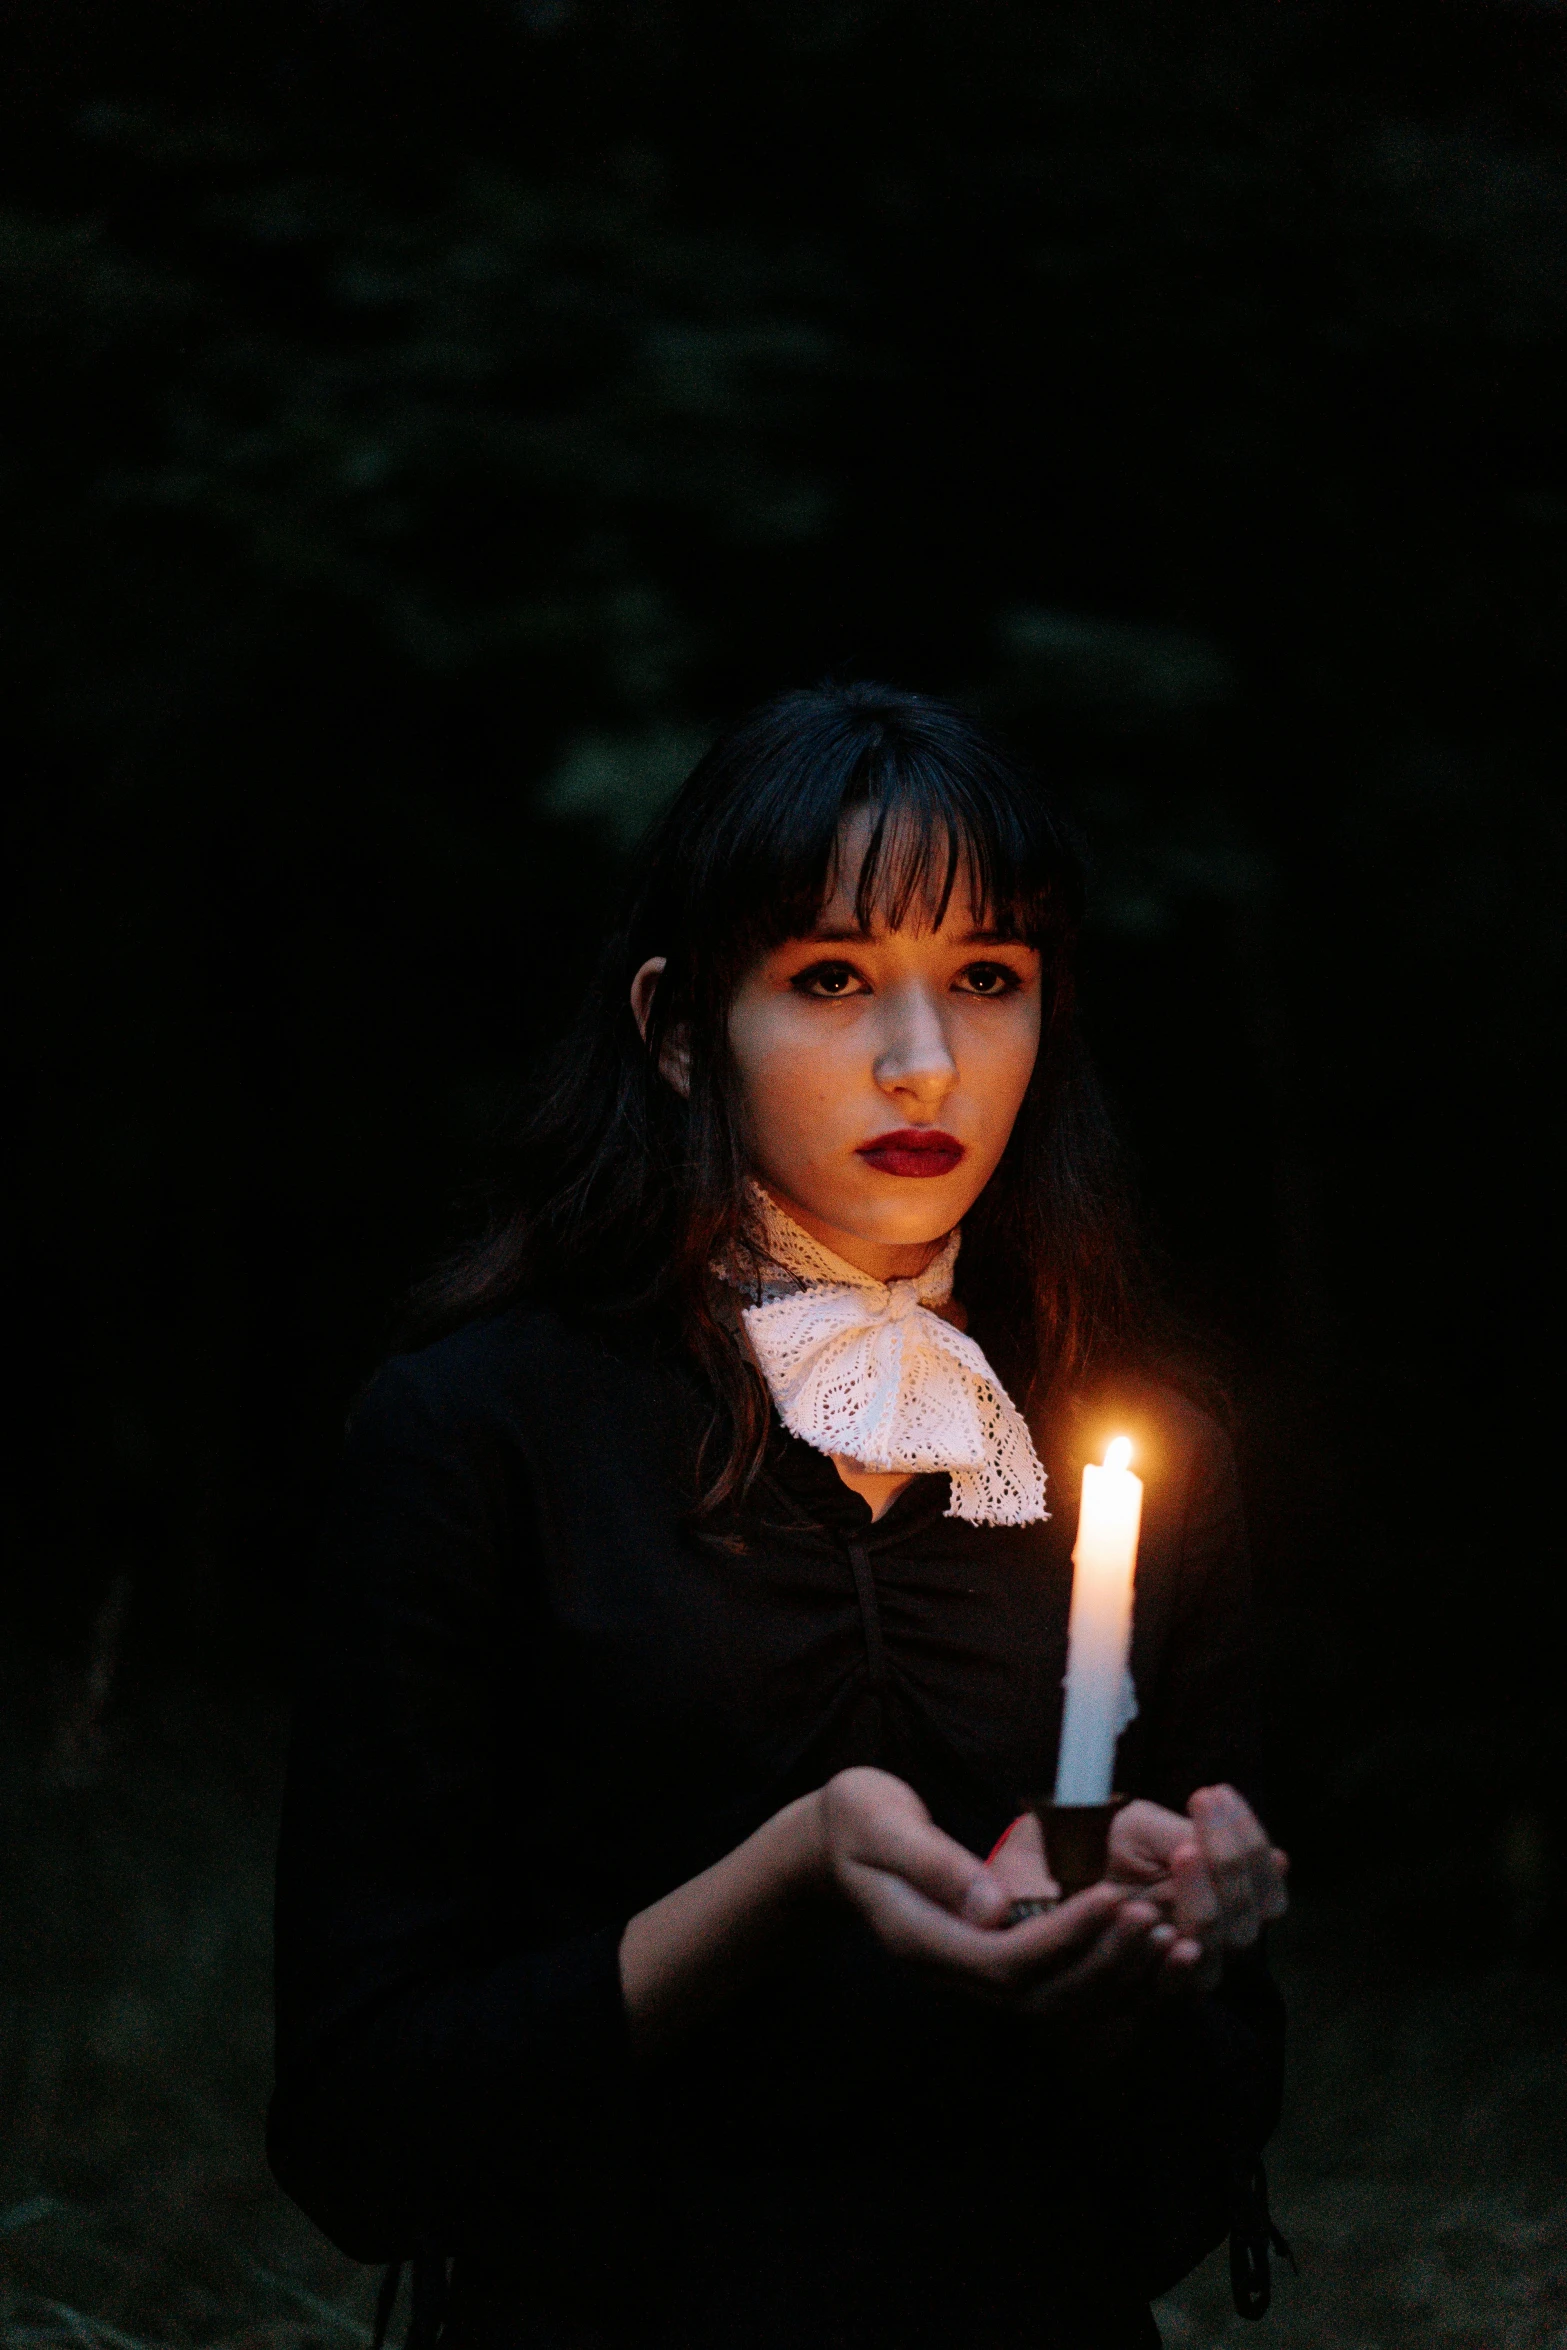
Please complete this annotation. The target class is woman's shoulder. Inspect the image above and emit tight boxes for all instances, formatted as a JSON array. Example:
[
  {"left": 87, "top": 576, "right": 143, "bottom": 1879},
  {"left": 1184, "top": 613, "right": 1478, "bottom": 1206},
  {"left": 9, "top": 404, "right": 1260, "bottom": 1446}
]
[{"left": 349, "top": 1296, "right": 681, "bottom": 1451}]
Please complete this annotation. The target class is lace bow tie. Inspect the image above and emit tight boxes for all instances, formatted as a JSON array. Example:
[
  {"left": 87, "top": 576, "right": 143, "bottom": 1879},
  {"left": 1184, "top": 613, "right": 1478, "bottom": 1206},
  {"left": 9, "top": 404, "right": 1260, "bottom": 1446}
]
[{"left": 725, "top": 1185, "right": 1048, "bottom": 1529}]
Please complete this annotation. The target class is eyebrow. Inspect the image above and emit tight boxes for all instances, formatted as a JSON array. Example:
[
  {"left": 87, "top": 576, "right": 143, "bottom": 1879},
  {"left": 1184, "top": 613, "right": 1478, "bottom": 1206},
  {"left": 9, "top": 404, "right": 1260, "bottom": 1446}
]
[{"left": 801, "top": 923, "right": 1026, "bottom": 946}]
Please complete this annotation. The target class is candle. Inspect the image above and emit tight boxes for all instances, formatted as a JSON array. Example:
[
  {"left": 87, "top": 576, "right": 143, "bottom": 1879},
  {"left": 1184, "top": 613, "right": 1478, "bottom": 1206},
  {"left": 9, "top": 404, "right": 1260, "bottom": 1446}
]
[{"left": 1053, "top": 1435, "right": 1143, "bottom": 1805}]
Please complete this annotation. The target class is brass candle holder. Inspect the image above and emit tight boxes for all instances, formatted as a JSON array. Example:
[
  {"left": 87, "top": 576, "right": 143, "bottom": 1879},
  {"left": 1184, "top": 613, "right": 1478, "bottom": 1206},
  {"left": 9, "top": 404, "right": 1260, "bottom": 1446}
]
[{"left": 1005, "top": 1795, "right": 1128, "bottom": 1924}]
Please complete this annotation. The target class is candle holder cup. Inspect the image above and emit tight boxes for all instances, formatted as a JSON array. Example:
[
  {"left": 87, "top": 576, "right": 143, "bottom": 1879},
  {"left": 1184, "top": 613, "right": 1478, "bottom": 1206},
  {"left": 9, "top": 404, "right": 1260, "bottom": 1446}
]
[
  {"left": 1037, "top": 1795, "right": 1128, "bottom": 1896},
  {"left": 1004, "top": 1796, "right": 1128, "bottom": 1924}
]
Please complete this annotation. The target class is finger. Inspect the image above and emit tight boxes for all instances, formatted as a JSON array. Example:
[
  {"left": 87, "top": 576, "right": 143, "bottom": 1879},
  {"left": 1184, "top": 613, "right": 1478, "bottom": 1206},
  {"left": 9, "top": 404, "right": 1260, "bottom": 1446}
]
[
  {"left": 960, "top": 1882, "right": 1129, "bottom": 1990},
  {"left": 1157, "top": 1935, "right": 1223, "bottom": 1998},
  {"left": 1103, "top": 1902, "right": 1171, "bottom": 1992},
  {"left": 1022, "top": 1897, "right": 1163, "bottom": 2007},
  {"left": 842, "top": 1862, "right": 1022, "bottom": 1968},
  {"left": 1114, "top": 1915, "right": 1178, "bottom": 2003},
  {"left": 1024, "top": 1898, "right": 1169, "bottom": 2011},
  {"left": 843, "top": 1862, "right": 1120, "bottom": 1978},
  {"left": 1080, "top": 1911, "right": 1178, "bottom": 2018},
  {"left": 1188, "top": 1787, "right": 1267, "bottom": 1946},
  {"left": 1168, "top": 1841, "right": 1220, "bottom": 1940},
  {"left": 1106, "top": 1798, "right": 1190, "bottom": 1883},
  {"left": 1197, "top": 1797, "right": 1289, "bottom": 1937},
  {"left": 840, "top": 1803, "right": 1012, "bottom": 1928},
  {"left": 1206, "top": 1796, "right": 1284, "bottom": 1934}
]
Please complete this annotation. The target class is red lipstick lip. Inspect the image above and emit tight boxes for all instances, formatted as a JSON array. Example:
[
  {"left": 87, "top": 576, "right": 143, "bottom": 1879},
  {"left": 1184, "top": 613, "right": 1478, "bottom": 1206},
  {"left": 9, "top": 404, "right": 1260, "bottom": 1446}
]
[{"left": 855, "top": 1128, "right": 966, "bottom": 1178}]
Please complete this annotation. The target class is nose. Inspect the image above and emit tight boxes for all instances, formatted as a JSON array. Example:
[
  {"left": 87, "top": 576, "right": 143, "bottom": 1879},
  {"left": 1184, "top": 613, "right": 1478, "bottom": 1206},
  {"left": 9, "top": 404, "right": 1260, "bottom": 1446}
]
[{"left": 872, "top": 981, "right": 958, "bottom": 1110}]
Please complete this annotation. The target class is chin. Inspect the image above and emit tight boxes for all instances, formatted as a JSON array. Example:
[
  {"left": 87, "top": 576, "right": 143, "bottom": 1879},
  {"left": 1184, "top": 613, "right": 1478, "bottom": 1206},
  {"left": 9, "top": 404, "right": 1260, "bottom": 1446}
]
[
  {"left": 831, "top": 1184, "right": 974, "bottom": 1242},
  {"left": 762, "top": 1167, "right": 983, "bottom": 1250}
]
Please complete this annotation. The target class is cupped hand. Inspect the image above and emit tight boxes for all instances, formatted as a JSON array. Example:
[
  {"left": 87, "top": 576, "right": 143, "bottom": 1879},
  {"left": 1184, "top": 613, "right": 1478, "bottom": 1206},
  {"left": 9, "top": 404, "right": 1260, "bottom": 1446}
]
[
  {"left": 1105, "top": 1785, "right": 1289, "bottom": 1989},
  {"left": 818, "top": 1766, "right": 1174, "bottom": 2019}
]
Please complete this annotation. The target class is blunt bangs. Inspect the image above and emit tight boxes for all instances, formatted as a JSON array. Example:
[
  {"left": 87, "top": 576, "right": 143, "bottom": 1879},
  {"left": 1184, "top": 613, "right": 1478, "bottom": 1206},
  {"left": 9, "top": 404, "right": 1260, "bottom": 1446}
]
[
  {"left": 635, "top": 685, "right": 1082, "bottom": 995},
  {"left": 834, "top": 757, "right": 1042, "bottom": 945}
]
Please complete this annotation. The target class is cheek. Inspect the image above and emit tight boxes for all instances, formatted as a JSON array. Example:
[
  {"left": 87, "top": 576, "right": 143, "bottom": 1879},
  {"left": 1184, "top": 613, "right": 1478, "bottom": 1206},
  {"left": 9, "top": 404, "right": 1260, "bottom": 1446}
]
[
  {"left": 728, "top": 1008, "right": 806, "bottom": 1136},
  {"left": 728, "top": 1005, "right": 860, "bottom": 1159},
  {"left": 969, "top": 1005, "right": 1042, "bottom": 1125}
]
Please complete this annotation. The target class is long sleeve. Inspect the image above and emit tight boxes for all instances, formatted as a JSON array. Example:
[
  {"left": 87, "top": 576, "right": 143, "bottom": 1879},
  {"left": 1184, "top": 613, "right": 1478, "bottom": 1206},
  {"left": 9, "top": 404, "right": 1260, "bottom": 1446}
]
[{"left": 267, "top": 1358, "right": 635, "bottom": 2262}]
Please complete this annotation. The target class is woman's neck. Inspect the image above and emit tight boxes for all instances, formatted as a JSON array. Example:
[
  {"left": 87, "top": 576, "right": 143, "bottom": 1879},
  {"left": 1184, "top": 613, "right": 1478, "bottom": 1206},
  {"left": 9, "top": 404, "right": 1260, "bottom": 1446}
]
[{"left": 753, "top": 1181, "right": 949, "bottom": 1282}]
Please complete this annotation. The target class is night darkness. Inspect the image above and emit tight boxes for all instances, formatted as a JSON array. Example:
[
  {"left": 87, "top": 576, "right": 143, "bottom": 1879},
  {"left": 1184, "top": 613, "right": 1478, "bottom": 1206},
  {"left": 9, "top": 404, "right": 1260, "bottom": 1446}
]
[{"left": 3, "top": 4, "right": 1566, "bottom": 2343}]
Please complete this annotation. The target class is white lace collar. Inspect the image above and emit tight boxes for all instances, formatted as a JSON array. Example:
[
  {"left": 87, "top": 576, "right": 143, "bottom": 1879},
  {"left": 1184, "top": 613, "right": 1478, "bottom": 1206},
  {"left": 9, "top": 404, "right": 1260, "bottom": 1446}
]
[{"left": 720, "top": 1183, "right": 1048, "bottom": 1529}]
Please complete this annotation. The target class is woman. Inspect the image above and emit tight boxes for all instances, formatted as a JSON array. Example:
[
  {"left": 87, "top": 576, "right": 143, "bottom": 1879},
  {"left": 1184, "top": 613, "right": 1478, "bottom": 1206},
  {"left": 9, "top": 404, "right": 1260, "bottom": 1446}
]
[{"left": 269, "top": 684, "right": 1289, "bottom": 2350}]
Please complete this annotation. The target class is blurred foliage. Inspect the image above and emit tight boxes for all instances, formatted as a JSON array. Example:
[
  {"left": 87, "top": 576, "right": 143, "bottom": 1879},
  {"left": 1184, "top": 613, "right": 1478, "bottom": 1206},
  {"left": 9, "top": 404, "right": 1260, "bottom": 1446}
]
[{"left": 1, "top": 0, "right": 1565, "bottom": 1875}]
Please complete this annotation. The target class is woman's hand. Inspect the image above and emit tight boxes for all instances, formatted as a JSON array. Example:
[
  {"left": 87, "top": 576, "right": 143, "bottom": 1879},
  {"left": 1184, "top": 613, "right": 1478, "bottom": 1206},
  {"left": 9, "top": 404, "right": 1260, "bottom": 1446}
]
[
  {"left": 818, "top": 1767, "right": 1182, "bottom": 2018},
  {"left": 985, "top": 1786, "right": 1288, "bottom": 1998},
  {"left": 620, "top": 1770, "right": 1284, "bottom": 2052},
  {"left": 1104, "top": 1786, "right": 1289, "bottom": 1990}
]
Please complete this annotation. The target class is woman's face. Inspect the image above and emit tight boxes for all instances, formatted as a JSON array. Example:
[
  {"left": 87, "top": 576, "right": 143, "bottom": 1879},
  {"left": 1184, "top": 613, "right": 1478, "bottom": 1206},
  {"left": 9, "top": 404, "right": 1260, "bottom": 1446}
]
[{"left": 724, "top": 818, "right": 1042, "bottom": 1278}]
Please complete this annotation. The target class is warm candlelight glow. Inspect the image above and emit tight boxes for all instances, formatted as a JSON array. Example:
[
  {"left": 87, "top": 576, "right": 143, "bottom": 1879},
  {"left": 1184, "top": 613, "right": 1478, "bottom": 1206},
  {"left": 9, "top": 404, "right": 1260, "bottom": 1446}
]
[{"left": 1104, "top": 1435, "right": 1133, "bottom": 1472}]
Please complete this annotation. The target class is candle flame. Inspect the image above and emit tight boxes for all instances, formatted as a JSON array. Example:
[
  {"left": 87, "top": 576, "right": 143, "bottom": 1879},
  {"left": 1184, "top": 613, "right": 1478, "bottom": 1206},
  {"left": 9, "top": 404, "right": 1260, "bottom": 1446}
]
[{"left": 1104, "top": 1436, "right": 1133, "bottom": 1472}]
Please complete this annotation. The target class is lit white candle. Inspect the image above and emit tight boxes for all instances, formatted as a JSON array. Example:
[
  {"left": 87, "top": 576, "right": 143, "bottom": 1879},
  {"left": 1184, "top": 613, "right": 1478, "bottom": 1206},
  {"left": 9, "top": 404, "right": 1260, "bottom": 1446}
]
[{"left": 1053, "top": 1435, "right": 1143, "bottom": 1805}]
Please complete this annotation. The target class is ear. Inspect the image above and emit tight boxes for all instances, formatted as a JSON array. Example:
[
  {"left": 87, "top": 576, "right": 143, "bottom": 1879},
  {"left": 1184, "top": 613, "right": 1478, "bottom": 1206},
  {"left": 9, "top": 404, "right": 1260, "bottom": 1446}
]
[{"left": 629, "top": 955, "right": 691, "bottom": 1096}]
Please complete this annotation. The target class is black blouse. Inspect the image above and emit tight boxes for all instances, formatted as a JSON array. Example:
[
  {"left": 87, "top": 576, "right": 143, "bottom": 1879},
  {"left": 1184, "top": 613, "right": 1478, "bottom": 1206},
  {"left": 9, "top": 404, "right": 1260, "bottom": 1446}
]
[{"left": 269, "top": 1300, "right": 1283, "bottom": 2350}]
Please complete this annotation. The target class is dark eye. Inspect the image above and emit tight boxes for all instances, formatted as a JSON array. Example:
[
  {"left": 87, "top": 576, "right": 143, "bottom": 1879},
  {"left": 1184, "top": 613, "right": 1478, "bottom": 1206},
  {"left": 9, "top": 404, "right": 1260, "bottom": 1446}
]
[
  {"left": 957, "top": 962, "right": 1021, "bottom": 997},
  {"left": 792, "top": 961, "right": 867, "bottom": 999}
]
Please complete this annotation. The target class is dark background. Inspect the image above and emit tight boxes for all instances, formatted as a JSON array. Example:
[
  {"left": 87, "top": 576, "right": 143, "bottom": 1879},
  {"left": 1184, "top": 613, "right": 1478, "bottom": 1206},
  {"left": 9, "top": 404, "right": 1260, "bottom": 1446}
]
[{"left": 3, "top": 5, "right": 1566, "bottom": 2344}]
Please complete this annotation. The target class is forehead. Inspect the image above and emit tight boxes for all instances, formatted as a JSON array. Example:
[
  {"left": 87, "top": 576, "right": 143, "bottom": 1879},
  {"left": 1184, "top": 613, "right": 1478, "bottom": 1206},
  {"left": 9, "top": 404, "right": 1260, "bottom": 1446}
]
[{"left": 812, "top": 805, "right": 1008, "bottom": 939}]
